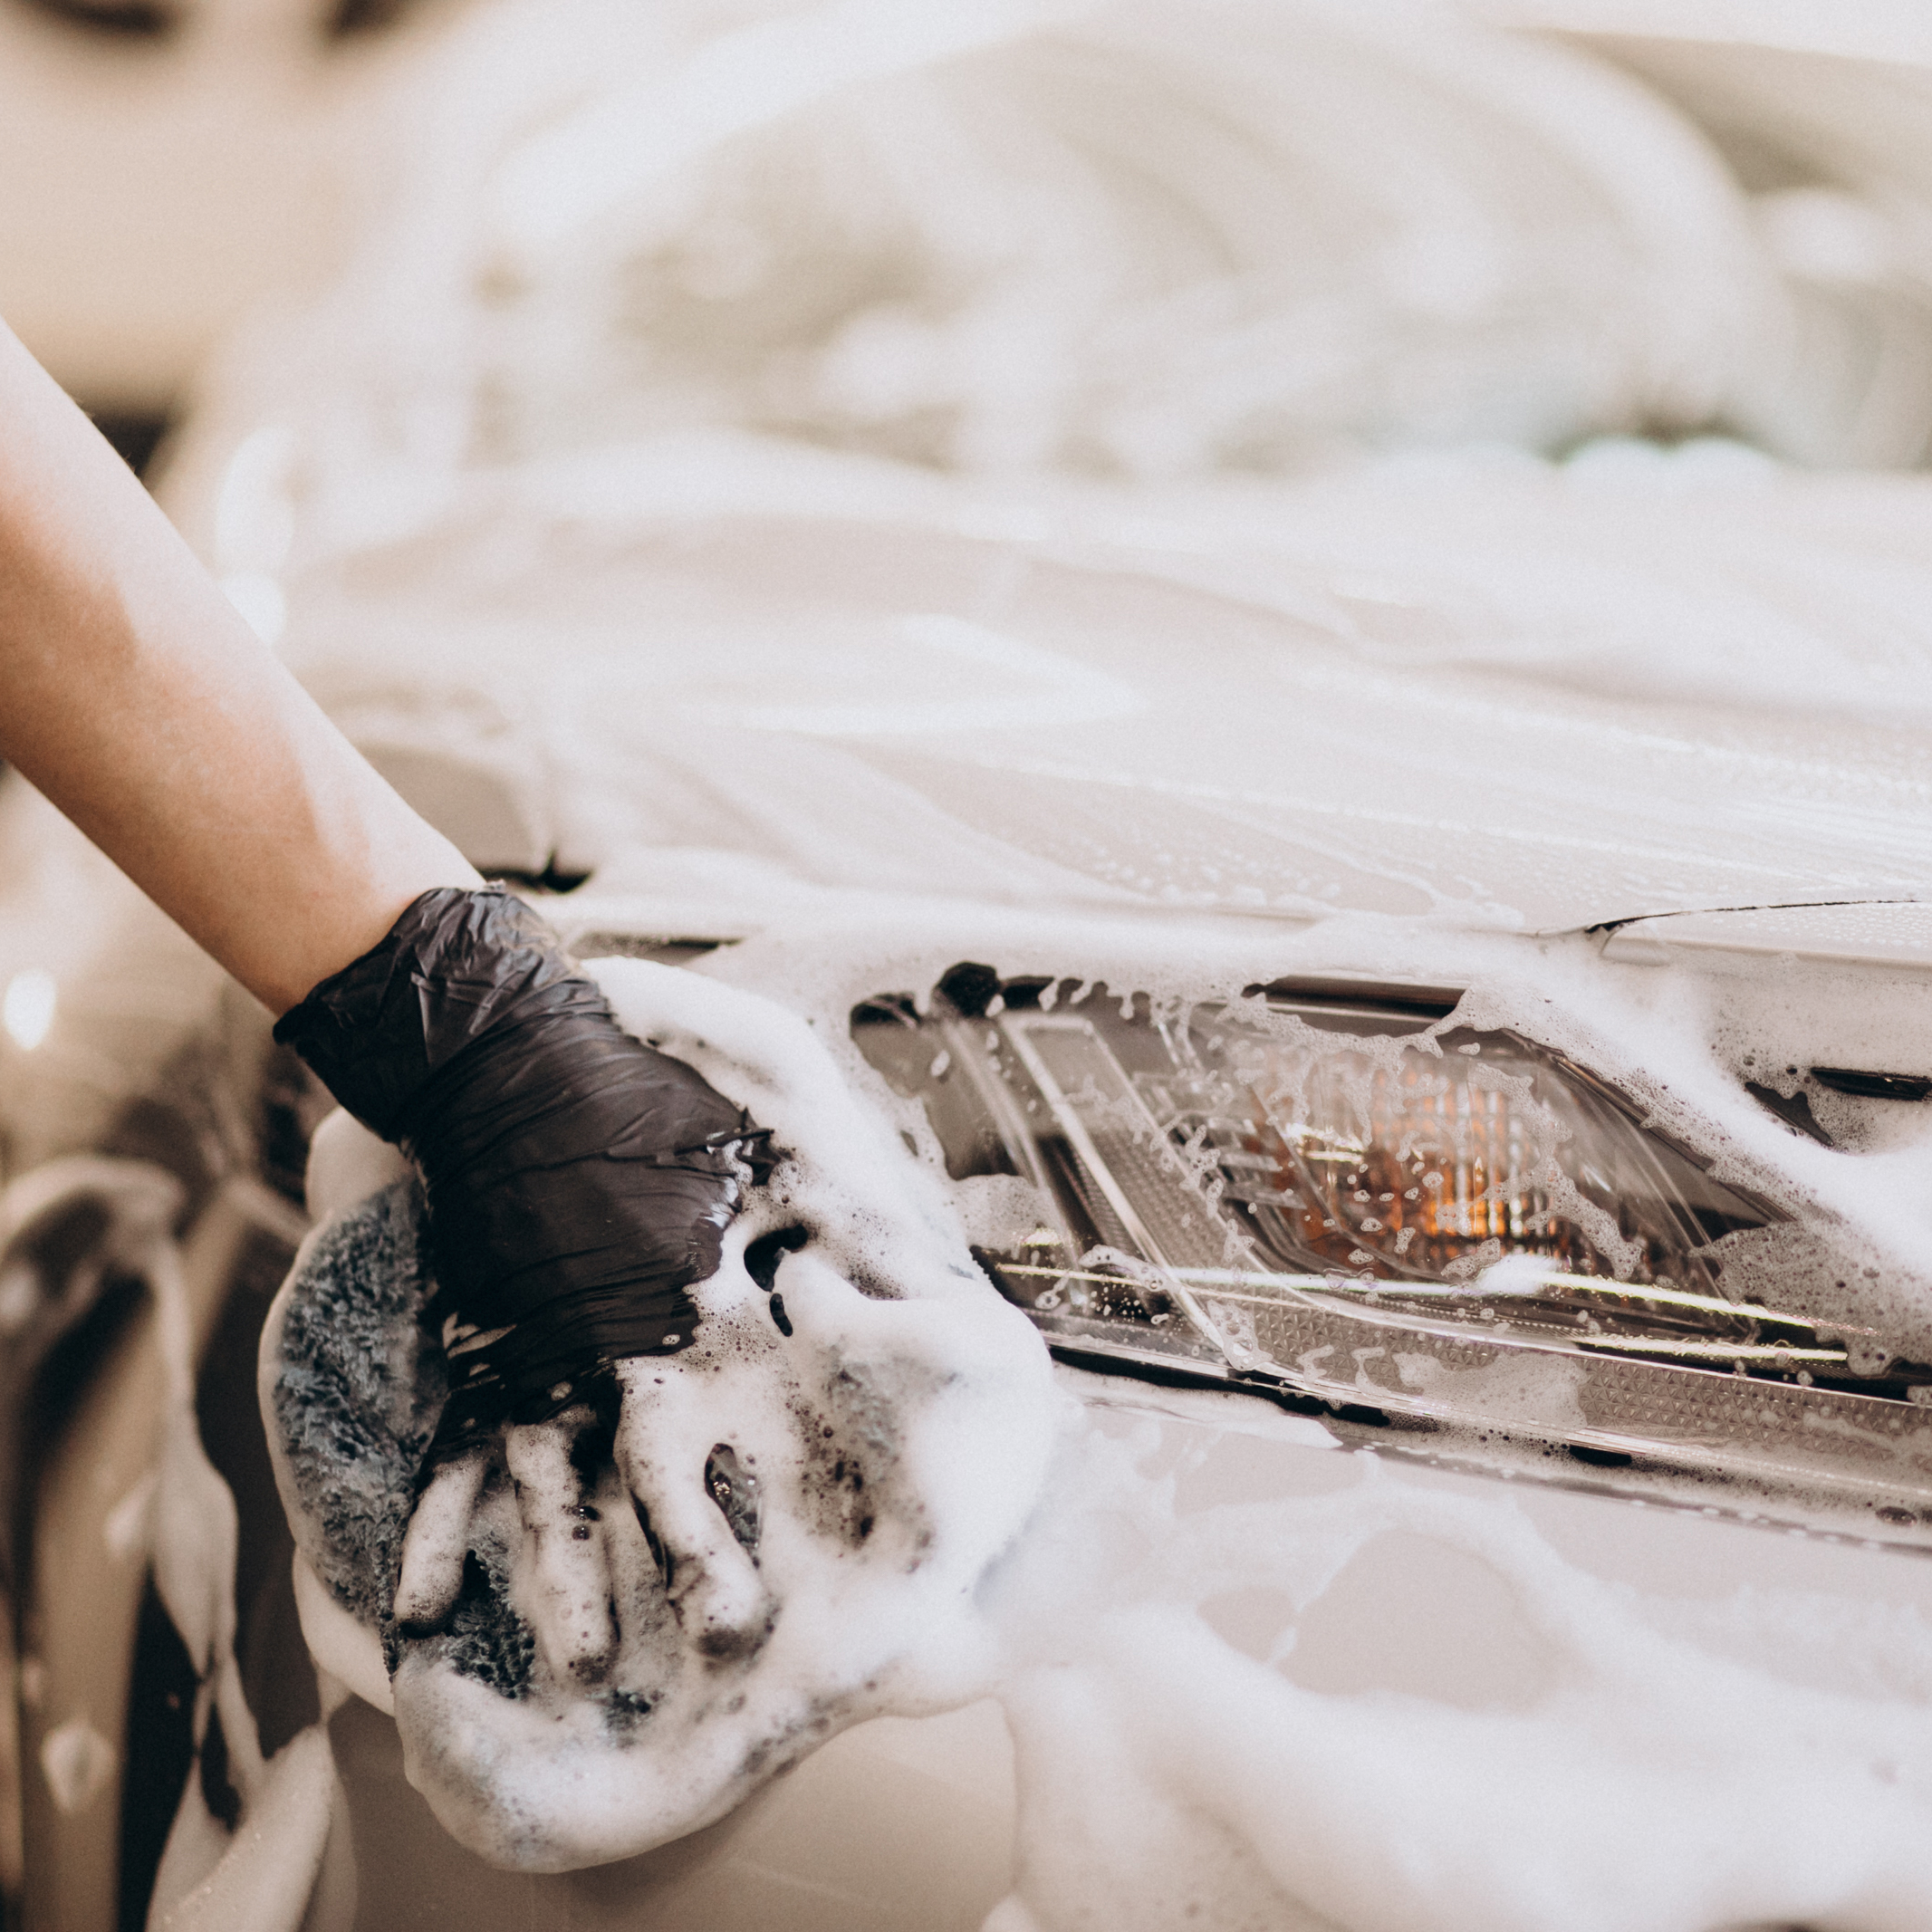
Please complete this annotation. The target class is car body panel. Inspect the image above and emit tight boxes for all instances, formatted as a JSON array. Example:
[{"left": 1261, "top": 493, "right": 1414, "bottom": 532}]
[{"left": 253, "top": 449, "right": 1932, "bottom": 935}]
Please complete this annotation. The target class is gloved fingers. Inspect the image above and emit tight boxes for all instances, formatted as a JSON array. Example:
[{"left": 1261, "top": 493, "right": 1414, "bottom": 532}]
[
  {"left": 613, "top": 1366, "right": 771, "bottom": 1662},
  {"left": 505, "top": 1419, "right": 618, "bottom": 1685},
  {"left": 395, "top": 1447, "right": 487, "bottom": 1634},
  {"left": 598, "top": 1461, "right": 664, "bottom": 1622}
]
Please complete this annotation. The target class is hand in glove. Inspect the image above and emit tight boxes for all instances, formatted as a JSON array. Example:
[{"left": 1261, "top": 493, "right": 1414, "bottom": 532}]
[{"left": 274, "top": 886, "right": 771, "bottom": 1643}]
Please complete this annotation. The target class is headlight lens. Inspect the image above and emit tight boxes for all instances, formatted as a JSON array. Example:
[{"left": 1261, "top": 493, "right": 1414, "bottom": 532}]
[{"left": 854, "top": 970, "right": 1932, "bottom": 1528}]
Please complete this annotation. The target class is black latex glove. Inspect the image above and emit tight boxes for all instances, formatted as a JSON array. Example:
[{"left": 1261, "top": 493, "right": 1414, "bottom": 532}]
[{"left": 274, "top": 886, "right": 767, "bottom": 1455}]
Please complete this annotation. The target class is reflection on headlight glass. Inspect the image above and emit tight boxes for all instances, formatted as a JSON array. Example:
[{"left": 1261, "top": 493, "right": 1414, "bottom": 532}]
[{"left": 854, "top": 969, "right": 1932, "bottom": 1530}]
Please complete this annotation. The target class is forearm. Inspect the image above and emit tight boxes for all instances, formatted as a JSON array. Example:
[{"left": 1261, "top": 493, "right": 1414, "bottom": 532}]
[{"left": 0, "top": 322, "right": 478, "bottom": 1013}]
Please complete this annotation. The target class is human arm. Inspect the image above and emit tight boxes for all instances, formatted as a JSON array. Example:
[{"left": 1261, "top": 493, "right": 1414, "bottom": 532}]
[
  {"left": 0, "top": 317, "right": 481, "bottom": 1014},
  {"left": 0, "top": 324, "right": 774, "bottom": 1654}
]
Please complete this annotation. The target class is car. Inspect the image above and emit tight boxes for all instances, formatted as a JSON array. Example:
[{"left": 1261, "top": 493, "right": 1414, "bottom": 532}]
[{"left": 7, "top": 4, "right": 1932, "bottom": 1929}]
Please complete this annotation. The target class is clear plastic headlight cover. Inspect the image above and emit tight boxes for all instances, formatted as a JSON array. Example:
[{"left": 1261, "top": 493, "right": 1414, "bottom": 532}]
[{"left": 853, "top": 970, "right": 1932, "bottom": 1530}]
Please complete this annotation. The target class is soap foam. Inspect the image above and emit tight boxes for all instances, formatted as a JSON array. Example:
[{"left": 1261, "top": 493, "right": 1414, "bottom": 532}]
[{"left": 980, "top": 1402, "right": 1932, "bottom": 1932}]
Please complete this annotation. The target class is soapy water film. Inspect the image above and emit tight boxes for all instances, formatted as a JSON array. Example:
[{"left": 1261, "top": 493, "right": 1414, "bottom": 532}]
[{"left": 152, "top": 0, "right": 1932, "bottom": 937}]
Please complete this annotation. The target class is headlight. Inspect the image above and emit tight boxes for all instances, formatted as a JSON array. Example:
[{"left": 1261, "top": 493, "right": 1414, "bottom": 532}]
[{"left": 854, "top": 968, "right": 1932, "bottom": 1533}]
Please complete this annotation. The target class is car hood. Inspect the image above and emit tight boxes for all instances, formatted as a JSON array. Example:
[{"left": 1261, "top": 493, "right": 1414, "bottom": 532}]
[{"left": 272, "top": 436, "right": 1932, "bottom": 933}]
